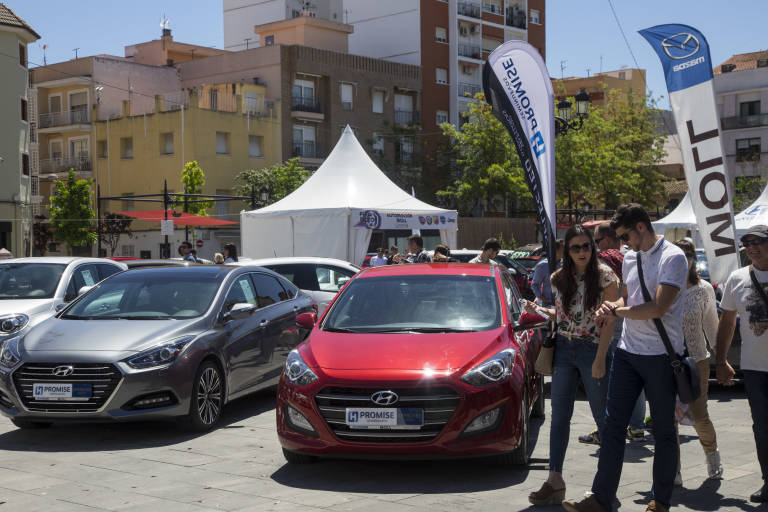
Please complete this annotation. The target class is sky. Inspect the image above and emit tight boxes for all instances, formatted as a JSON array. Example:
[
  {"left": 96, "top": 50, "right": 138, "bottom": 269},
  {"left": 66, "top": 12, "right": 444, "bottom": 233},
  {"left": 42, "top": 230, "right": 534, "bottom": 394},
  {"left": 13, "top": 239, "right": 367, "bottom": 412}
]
[{"left": 10, "top": 0, "right": 767, "bottom": 110}]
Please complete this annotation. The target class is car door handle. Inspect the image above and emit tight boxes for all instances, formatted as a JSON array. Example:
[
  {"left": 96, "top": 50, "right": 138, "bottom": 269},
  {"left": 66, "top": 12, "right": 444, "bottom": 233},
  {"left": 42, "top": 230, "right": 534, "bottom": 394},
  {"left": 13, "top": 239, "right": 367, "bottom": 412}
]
[{"left": 259, "top": 319, "right": 269, "bottom": 327}]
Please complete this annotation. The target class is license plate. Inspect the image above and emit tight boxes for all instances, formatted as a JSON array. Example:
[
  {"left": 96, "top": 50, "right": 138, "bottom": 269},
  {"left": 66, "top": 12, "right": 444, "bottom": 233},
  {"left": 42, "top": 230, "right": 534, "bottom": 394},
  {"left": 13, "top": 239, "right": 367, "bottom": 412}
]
[
  {"left": 33, "top": 383, "right": 92, "bottom": 401},
  {"left": 345, "top": 408, "right": 423, "bottom": 429}
]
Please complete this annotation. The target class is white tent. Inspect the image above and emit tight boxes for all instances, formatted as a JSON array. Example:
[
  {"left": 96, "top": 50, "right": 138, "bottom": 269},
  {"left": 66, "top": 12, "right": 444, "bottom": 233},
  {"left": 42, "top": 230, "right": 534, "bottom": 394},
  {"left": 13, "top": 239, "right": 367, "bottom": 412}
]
[
  {"left": 735, "top": 183, "right": 768, "bottom": 236},
  {"left": 652, "top": 192, "right": 699, "bottom": 244},
  {"left": 241, "top": 126, "right": 458, "bottom": 265}
]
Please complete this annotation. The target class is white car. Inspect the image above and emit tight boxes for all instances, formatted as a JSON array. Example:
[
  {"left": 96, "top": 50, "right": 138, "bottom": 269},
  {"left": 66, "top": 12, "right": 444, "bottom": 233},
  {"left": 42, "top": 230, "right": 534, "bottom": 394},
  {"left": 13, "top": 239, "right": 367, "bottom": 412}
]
[
  {"left": 0, "top": 257, "right": 126, "bottom": 341},
  {"left": 235, "top": 257, "right": 359, "bottom": 314}
]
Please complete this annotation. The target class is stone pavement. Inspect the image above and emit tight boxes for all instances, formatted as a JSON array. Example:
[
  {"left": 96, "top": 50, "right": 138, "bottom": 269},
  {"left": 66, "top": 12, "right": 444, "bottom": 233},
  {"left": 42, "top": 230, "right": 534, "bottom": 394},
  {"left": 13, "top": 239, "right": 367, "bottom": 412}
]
[{"left": 0, "top": 383, "right": 764, "bottom": 511}]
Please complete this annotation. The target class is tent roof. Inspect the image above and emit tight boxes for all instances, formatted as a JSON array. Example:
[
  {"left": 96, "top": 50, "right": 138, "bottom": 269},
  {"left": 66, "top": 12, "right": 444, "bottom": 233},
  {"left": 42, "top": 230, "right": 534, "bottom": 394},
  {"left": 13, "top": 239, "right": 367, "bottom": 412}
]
[
  {"left": 652, "top": 192, "right": 697, "bottom": 230},
  {"left": 244, "top": 126, "right": 454, "bottom": 218},
  {"left": 116, "top": 210, "right": 237, "bottom": 226}
]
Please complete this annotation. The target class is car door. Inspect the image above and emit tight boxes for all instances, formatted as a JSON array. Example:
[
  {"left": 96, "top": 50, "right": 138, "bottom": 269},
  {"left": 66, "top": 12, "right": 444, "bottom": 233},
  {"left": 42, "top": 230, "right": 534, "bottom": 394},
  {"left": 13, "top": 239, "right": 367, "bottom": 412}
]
[
  {"left": 62, "top": 264, "right": 101, "bottom": 304},
  {"left": 264, "top": 263, "right": 321, "bottom": 307}
]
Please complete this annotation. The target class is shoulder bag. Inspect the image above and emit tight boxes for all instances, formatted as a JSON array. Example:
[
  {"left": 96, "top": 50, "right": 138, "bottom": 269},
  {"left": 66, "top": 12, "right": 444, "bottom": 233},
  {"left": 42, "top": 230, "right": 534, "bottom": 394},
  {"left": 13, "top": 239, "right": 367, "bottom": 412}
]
[
  {"left": 636, "top": 252, "right": 700, "bottom": 404},
  {"left": 534, "top": 318, "right": 557, "bottom": 375},
  {"left": 749, "top": 266, "right": 768, "bottom": 309}
]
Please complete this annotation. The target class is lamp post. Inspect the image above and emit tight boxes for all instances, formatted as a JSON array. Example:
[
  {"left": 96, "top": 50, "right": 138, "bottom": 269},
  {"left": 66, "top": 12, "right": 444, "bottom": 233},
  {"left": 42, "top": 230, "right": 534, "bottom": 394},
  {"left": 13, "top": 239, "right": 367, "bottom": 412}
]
[
  {"left": 555, "top": 89, "right": 591, "bottom": 136},
  {"left": 259, "top": 186, "right": 270, "bottom": 205}
]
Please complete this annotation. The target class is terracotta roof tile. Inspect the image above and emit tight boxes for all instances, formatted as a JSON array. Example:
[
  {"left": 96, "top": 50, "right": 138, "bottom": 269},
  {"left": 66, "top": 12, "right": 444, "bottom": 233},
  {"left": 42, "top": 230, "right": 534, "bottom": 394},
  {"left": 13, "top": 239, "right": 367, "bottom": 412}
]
[
  {"left": 0, "top": 3, "right": 40, "bottom": 39},
  {"left": 714, "top": 50, "right": 768, "bottom": 74}
]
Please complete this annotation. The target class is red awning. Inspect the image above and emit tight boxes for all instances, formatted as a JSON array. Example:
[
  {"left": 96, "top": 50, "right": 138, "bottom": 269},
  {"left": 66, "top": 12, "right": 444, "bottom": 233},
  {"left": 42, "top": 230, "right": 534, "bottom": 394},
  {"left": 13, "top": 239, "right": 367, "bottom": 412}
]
[{"left": 115, "top": 210, "right": 237, "bottom": 226}]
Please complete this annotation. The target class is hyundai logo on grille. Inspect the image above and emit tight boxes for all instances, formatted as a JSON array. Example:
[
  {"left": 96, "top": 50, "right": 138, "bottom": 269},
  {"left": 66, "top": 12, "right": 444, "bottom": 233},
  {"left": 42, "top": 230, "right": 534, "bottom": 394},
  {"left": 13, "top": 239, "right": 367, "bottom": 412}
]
[
  {"left": 371, "top": 390, "right": 398, "bottom": 406},
  {"left": 52, "top": 365, "right": 74, "bottom": 377}
]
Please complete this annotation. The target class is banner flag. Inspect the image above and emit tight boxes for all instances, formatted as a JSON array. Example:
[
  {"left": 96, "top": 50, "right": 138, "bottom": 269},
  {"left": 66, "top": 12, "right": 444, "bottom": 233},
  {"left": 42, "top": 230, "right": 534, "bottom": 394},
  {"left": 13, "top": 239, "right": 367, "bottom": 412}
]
[
  {"left": 483, "top": 41, "right": 557, "bottom": 267},
  {"left": 640, "top": 24, "right": 738, "bottom": 283}
]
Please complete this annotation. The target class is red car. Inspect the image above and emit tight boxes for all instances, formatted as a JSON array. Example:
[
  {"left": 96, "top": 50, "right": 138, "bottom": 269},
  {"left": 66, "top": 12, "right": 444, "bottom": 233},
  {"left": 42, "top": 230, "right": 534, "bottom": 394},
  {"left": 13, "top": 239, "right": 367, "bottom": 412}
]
[{"left": 276, "top": 263, "right": 547, "bottom": 465}]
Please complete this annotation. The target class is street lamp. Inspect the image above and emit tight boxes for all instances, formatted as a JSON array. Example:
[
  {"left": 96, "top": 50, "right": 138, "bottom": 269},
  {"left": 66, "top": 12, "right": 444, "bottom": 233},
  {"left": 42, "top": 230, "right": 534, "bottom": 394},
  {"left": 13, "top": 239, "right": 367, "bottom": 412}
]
[
  {"left": 259, "top": 186, "right": 270, "bottom": 204},
  {"left": 555, "top": 89, "right": 591, "bottom": 136}
]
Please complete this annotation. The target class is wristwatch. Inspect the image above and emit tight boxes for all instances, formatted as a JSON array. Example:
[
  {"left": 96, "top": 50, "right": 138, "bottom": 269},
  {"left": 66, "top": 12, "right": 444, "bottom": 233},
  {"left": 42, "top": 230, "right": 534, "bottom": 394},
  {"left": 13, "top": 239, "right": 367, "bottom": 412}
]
[{"left": 609, "top": 304, "right": 618, "bottom": 317}]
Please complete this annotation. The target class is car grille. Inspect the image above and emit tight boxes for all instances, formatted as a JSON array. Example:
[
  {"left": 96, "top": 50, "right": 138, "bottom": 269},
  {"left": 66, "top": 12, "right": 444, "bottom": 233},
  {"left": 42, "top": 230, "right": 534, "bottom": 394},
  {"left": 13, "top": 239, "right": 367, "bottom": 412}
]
[
  {"left": 314, "top": 386, "right": 461, "bottom": 443},
  {"left": 12, "top": 363, "right": 123, "bottom": 413}
]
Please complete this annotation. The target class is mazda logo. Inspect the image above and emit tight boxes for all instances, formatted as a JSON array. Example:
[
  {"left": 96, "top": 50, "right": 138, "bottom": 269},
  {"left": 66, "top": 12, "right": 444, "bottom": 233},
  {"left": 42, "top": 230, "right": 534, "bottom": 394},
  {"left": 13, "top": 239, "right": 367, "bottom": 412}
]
[
  {"left": 661, "top": 33, "right": 700, "bottom": 60},
  {"left": 52, "top": 365, "right": 74, "bottom": 377},
  {"left": 371, "top": 390, "right": 399, "bottom": 406}
]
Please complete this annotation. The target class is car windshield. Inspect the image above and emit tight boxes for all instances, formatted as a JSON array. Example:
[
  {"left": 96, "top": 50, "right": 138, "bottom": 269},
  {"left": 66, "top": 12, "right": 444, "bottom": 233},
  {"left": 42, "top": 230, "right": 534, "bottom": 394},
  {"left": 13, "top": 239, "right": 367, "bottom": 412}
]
[
  {"left": 62, "top": 271, "right": 222, "bottom": 320},
  {"left": 322, "top": 274, "right": 501, "bottom": 333},
  {"left": 696, "top": 250, "right": 710, "bottom": 280},
  {"left": 0, "top": 263, "right": 67, "bottom": 299}
]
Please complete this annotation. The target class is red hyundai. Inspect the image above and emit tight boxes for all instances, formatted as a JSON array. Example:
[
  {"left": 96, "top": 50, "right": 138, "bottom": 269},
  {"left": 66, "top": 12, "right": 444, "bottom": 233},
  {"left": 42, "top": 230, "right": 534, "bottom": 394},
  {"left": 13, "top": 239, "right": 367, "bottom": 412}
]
[{"left": 276, "top": 263, "right": 547, "bottom": 465}]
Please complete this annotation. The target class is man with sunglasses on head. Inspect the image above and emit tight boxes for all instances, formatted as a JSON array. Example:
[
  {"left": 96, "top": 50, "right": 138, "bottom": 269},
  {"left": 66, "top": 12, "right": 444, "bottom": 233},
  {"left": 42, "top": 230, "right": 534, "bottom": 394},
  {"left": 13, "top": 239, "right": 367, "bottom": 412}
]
[
  {"left": 562, "top": 204, "right": 687, "bottom": 512},
  {"left": 716, "top": 225, "right": 768, "bottom": 503}
]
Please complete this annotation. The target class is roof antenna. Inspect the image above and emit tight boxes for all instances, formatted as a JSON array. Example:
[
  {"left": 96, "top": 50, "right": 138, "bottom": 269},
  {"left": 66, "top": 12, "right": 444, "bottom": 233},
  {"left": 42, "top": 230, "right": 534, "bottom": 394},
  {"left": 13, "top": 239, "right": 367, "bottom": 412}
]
[{"left": 73, "top": 47, "right": 79, "bottom": 59}]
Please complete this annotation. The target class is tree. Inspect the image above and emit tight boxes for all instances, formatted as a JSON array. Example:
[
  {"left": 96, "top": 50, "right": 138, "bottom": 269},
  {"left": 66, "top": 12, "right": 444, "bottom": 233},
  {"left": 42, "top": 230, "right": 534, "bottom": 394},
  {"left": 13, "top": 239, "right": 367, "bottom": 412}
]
[
  {"left": 436, "top": 93, "right": 530, "bottom": 216},
  {"left": 180, "top": 160, "right": 212, "bottom": 216},
  {"left": 47, "top": 170, "right": 97, "bottom": 253},
  {"left": 234, "top": 158, "right": 310, "bottom": 207},
  {"left": 98, "top": 213, "right": 134, "bottom": 257},
  {"left": 733, "top": 175, "right": 767, "bottom": 211},
  {"left": 33, "top": 216, "right": 53, "bottom": 256}
]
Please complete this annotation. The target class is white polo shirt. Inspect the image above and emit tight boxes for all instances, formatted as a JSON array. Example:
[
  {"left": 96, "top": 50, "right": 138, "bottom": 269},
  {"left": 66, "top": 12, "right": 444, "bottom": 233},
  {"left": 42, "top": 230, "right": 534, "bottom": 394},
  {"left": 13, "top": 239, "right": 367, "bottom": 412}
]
[{"left": 618, "top": 236, "right": 688, "bottom": 356}]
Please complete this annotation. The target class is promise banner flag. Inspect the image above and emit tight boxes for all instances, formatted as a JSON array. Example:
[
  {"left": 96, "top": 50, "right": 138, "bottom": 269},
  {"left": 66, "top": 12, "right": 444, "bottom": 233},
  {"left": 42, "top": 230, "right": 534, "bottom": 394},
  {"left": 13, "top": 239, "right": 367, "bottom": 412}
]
[
  {"left": 483, "top": 41, "right": 557, "bottom": 267},
  {"left": 640, "top": 24, "right": 738, "bottom": 284}
]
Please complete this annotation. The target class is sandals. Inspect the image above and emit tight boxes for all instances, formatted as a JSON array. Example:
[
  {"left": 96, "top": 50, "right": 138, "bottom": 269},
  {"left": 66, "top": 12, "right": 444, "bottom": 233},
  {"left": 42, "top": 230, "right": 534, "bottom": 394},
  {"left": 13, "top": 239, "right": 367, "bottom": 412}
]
[{"left": 529, "top": 481, "right": 566, "bottom": 506}]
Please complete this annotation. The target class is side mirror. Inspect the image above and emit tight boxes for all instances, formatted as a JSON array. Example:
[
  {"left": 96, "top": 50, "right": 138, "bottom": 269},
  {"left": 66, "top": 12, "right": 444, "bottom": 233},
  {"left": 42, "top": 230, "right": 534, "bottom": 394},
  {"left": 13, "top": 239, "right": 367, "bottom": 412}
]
[
  {"left": 225, "top": 303, "right": 257, "bottom": 321},
  {"left": 296, "top": 312, "right": 317, "bottom": 330},
  {"left": 78, "top": 286, "right": 94, "bottom": 296},
  {"left": 337, "top": 277, "right": 350, "bottom": 287},
  {"left": 513, "top": 310, "right": 549, "bottom": 332}
]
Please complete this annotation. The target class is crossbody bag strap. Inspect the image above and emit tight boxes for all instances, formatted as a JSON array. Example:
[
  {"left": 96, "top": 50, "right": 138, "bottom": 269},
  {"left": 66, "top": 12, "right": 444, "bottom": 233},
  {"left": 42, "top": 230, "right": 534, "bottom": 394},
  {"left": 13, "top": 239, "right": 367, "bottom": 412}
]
[
  {"left": 636, "top": 252, "right": 679, "bottom": 361},
  {"left": 749, "top": 265, "right": 768, "bottom": 310}
]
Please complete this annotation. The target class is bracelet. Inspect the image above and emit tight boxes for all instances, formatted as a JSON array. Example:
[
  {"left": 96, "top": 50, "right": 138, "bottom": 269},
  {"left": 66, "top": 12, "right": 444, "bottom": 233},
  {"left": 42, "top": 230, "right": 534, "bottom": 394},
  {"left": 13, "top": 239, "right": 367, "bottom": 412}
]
[{"left": 609, "top": 304, "right": 618, "bottom": 317}]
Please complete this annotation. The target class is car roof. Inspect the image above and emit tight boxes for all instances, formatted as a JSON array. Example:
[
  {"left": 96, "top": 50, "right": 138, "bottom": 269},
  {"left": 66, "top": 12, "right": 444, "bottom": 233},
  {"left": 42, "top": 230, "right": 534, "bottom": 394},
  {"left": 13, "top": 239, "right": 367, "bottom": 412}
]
[
  {"left": 236, "top": 257, "right": 359, "bottom": 269},
  {"left": 124, "top": 259, "right": 195, "bottom": 267},
  {"left": 1, "top": 257, "right": 124, "bottom": 265},
  {"left": 357, "top": 262, "right": 496, "bottom": 278},
  {"left": 116, "top": 265, "right": 239, "bottom": 276}
]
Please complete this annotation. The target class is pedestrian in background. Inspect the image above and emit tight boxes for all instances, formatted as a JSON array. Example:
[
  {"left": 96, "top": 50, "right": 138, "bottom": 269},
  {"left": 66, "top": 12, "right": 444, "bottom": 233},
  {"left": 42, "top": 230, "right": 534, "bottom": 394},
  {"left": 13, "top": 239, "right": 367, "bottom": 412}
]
[
  {"left": 469, "top": 238, "right": 501, "bottom": 264},
  {"left": 370, "top": 248, "right": 388, "bottom": 267},
  {"left": 563, "top": 204, "right": 688, "bottom": 512},
  {"left": 433, "top": 244, "right": 455, "bottom": 262},
  {"left": 178, "top": 241, "right": 197, "bottom": 262},
  {"left": 223, "top": 243, "right": 238, "bottom": 263},
  {"left": 387, "top": 245, "right": 399, "bottom": 265},
  {"left": 672, "top": 239, "right": 722, "bottom": 484},
  {"left": 716, "top": 225, "right": 768, "bottom": 503},
  {"left": 392, "top": 235, "right": 431, "bottom": 263},
  {"left": 213, "top": 253, "right": 225, "bottom": 264},
  {"left": 532, "top": 239, "right": 564, "bottom": 307},
  {"left": 526, "top": 225, "right": 618, "bottom": 507}
]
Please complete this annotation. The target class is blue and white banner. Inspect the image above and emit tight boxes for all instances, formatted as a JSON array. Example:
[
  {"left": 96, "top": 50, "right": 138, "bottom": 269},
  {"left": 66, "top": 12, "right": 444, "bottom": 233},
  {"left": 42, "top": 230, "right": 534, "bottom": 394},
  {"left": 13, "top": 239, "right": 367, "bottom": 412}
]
[
  {"left": 640, "top": 24, "right": 738, "bottom": 284},
  {"left": 483, "top": 41, "right": 557, "bottom": 268}
]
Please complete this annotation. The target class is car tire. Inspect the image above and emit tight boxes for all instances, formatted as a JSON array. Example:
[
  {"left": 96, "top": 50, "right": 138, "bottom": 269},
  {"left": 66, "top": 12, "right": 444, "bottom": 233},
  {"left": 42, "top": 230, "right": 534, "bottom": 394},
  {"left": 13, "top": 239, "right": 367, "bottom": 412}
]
[
  {"left": 11, "top": 419, "right": 52, "bottom": 429},
  {"left": 500, "top": 387, "right": 529, "bottom": 466},
  {"left": 282, "top": 448, "right": 317, "bottom": 464},
  {"left": 531, "top": 375, "right": 545, "bottom": 419},
  {"left": 183, "top": 360, "right": 224, "bottom": 432}
]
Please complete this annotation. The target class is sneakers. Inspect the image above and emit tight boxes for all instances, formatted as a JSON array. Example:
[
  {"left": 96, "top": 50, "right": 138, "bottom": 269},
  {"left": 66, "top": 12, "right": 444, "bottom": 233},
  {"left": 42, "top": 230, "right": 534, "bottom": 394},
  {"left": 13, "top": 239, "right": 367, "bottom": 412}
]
[
  {"left": 705, "top": 450, "right": 723, "bottom": 479},
  {"left": 674, "top": 471, "right": 683, "bottom": 487},
  {"left": 646, "top": 500, "right": 669, "bottom": 512},
  {"left": 528, "top": 482, "right": 565, "bottom": 506},
  {"left": 561, "top": 495, "right": 607, "bottom": 512},
  {"left": 627, "top": 427, "right": 645, "bottom": 442},
  {"left": 750, "top": 483, "right": 768, "bottom": 503},
  {"left": 578, "top": 429, "right": 600, "bottom": 445}
]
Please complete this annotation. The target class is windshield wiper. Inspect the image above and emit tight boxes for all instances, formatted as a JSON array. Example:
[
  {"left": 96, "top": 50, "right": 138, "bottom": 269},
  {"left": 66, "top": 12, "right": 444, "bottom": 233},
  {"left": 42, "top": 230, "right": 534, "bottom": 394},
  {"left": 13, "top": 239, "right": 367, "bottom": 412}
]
[
  {"left": 367, "top": 327, "right": 477, "bottom": 333},
  {"left": 322, "top": 326, "right": 361, "bottom": 333}
]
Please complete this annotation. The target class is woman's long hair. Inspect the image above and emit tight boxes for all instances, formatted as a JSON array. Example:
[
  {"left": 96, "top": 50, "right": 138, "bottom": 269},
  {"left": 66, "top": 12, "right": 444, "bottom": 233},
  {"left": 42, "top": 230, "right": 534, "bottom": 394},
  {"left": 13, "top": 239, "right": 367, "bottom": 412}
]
[
  {"left": 552, "top": 225, "right": 602, "bottom": 313},
  {"left": 674, "top": 239, "right": 699, "bottom": 285},
  {"left": 224, "top": 243, "right": 239, "bottom": 262}
]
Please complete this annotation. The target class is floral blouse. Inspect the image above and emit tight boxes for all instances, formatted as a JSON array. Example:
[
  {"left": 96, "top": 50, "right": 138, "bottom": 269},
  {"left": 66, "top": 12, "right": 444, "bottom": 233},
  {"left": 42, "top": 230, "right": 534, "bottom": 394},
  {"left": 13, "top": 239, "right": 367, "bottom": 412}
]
[
  {"left": 551, "top": 263, "right": 618, "bottom": 343},
  {"left": 682, "top": 280, "right": 718, "bottom": 362}
]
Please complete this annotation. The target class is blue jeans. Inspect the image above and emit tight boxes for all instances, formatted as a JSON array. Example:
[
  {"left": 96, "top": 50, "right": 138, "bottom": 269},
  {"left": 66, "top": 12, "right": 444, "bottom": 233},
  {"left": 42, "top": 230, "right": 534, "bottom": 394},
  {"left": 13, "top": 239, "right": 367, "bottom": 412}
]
[
  {"left": 743, "top": 370, "right": 768, "bottom": 482},
  {"left": 592, "top": 348, "right": 678, "bottom": 509},
  {"left": 610, "top": 338, "right": 646, "bottom": 430},
  {"left": 549, "top": 335, "right": 609, "bottom": 473}
]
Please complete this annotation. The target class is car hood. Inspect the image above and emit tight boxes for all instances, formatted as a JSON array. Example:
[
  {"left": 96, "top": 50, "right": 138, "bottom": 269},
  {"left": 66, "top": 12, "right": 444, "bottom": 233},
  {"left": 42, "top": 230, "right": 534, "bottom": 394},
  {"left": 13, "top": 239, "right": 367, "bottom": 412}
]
[
  {"left": 20, "top": 316, "right": 199, "bottom": 353},
  {"left": 303, "top": 328, "right": 506, "bottom": 371},
  {"left": 0, "top": 299, "right": 53, "bottom": 317}
]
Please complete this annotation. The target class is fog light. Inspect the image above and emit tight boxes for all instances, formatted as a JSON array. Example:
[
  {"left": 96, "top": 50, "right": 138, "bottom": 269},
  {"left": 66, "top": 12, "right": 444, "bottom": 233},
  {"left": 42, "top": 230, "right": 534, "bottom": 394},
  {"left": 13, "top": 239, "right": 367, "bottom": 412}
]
[
  {"left": 463, "top": 407, "right": 501, "bottom": 434},
  {"left": 286, "top": 405, "right": 315, "bottom": 433},
  {"left": 132, "top": 393, "right": 173, "bottom": 409}
]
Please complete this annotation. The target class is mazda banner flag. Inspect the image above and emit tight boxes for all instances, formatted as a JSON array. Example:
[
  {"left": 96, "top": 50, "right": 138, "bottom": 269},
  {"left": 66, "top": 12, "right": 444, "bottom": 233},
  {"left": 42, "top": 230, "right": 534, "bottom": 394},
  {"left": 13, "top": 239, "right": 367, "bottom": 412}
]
[
  {"left": 483, "top": 41, "right": 557, "bottom": 268},
  {"left": 640, "top": 24, "right": 738, "bottom": 283}
]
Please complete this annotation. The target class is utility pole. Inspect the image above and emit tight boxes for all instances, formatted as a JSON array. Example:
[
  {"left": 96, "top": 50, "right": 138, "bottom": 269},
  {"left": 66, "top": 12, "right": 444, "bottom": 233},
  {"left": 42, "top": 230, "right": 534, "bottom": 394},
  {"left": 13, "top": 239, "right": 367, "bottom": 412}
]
[
  {"left": 73, "top": 48, "right": 79, "bottom": 59},
  {"left": 560, "top": 60, "right": 567, "bottom": 80}
]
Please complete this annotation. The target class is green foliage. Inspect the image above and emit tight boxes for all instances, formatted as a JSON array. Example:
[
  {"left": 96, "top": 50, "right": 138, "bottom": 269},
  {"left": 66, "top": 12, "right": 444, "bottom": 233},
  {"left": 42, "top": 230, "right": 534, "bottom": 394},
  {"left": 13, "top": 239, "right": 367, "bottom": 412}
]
[
  {"left": 47, "top": 169, "right": 97, "bottom": 253},
  {"left": 496, "top": 232, "right": 517, "bottom": 250},
  {"left": 180, "top": 161, "right": 211, "bottom": 215},
  {"left": 234, "top": 158, "right": 310, "bottom": 207},
  {"left": 733, "top": 175, "right": 767, "bottom": 211},
  {"left": 99, "top": 213, "right": 134, "bottom": 257},
  {"left": 436, "top": 93, "right": 529, "bottom": 215}
]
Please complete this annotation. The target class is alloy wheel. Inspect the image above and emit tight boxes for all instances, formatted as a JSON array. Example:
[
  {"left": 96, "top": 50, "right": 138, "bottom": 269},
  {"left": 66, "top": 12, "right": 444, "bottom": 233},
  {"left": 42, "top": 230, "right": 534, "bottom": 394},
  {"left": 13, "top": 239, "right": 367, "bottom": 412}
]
[{"left": 196, "top": 366, "right": 222, "bottom": 425}]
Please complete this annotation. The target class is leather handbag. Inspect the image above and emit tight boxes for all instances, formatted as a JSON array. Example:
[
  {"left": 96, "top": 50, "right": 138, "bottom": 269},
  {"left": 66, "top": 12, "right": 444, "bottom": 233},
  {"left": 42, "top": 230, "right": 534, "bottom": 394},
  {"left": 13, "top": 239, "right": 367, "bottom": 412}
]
[
  {"left": 534, "top": 320, "right": 557, "bottom": 375},
  {"left": 637, "top": 253, "right": 700, "bottom": 404}
]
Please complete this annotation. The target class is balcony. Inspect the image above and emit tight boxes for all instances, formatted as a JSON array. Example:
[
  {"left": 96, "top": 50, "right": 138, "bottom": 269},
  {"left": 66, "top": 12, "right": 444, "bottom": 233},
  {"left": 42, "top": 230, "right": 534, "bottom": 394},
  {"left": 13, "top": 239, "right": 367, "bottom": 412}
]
[
  {"left": 458, "top": 44, "right": 482, "bottom": 59},
  {"left": 459, "top": 82, "right": 483, "bottom": 98},
  {"left": 721, "top": 113, "right": 768, "bottom": 131},
  {"left": 38, "top": 109, "right": 90, "bottom": 129},
  {"left": 458, "top": 1, "right": 481, "bottom": 18},
  {"left": 394, "top": 110, "right": 420, "bottom": 125},
  {"left": 291, "top": 96, "right": 322, "bottom": 113},
  {"left": 506, "top": 12, "right": 526, "bottom": 29},
  {"left": 39, "top": 156, "right": 92, "bottom": 175},
  {"left": 482, "top": 3, "right": 502, "bottom": 14},
  {"left": 395, "top": 147, "right": 418, "bottom": 166},
  {"left": 292, "top": 141, "right": 318, "bottom": 159}
]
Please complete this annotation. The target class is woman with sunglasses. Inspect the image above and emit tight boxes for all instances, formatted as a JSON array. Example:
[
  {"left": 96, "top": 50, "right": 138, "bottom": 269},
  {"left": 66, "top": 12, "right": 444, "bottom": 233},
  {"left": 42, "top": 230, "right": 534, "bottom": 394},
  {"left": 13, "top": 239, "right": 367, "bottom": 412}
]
[
  {"left": 673, "top": 239, "right": 723, "bottom": 483},
  {"left": 527, "top": 225, "right": 619, "bottom": 506}
]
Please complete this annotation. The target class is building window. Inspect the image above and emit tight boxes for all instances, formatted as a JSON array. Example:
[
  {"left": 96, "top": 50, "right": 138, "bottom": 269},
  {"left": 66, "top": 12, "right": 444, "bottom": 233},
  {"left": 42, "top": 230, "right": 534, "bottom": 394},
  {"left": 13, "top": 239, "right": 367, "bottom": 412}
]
[
  {"left": 396, "top": 137, "right": 415, "bottom": 165},
  {"left": 293, "top": 125, "right": 316, "bottom": 158},
  {"left": 618, "top": 71, "right": 626, "bottom": 80},
  {"left": 436, "top": 110, "right": 449, "bottom": 125},
  {"left": 245, "top": 92, "right": 260, "bottom": 114},
  {"left": 69, "top": 91, "right": 88, "bottom": 123},
  {"left": 482, "top": 38, "right": 502, "bottom": 53},
  {"left": 435, "top": 26, "right": 447, "bottom": 43},
  {"left": 120, "top": 137, "right": 133, "bottom": 159},
  {"left": 529, "top": 9, "right": 540, "bottom": 25},
  {"left": 161, "top": 132, "right": 174, "bottom": 154},
  {"left": 97, "top": 140, "right": 107, "bottom": 158},
  {"left": 216, "top": 132, "right": 229, "bottom": 154},
  {"left": 19, "top": 43, "right": 26, "bottom": 67},
  {"left": 49, "top": 95, "right": 62, "bottom": 113},
  {"left": 249, "top": 135, "right": 263, "bottom": 157},
  {"left": 372, "top": 132, "right": 384, "bottom": 154},
  {"left": 50, "top": 140, "right": 63, "bottom": 160},
  {"left": 736, "top": 138, "right": 761, "bottom": 162},
  {"left": 436, "top": 67, "right": 448, "bottom": 85},
  {"left": 21, "top": 98, "right": 28, "bottom": 122},
  {"left": 121, "top": 245, "right": 135, "bottom": 257},
  {"left": 265, "top": 35, "right": 275, "bottom": 46},
  {"left": 341, "top": 83, "right": 354, "bottom": 110},
  {"left": 483, "top": 0, "right": 502, "bottom": 14},
  {"left": 22, "top": 153, "right": 29, "bottom": 176},
  {"left": 741, "top": 101, "right": 760, "bottom": 117},
  {"left": 372, "top": 90, "right": 384, "bottom": 114}
]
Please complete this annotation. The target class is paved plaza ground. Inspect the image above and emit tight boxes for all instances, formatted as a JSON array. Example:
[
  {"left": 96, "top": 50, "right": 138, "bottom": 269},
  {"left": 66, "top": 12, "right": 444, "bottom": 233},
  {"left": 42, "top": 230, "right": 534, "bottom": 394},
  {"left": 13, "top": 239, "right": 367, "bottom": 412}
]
[{"left": 0, "top": 382, "right": 764, "bottom": 511}]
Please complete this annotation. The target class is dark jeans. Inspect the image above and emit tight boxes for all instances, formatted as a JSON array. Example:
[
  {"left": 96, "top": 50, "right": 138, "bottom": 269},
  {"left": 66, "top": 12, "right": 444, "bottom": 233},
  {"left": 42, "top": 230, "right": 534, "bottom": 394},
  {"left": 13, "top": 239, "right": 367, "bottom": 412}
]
[
  {"left": 549, "top": 335, "right": 608, "bottom": 473},
  {"left": 592, "top": 348, "right": 678, "bottom": 509},
  {"left": 743, "top": 370, "right": 768, "bottom": 482},
  {"left": 610, "top": 338, "right": 646, "bottom": 430}
]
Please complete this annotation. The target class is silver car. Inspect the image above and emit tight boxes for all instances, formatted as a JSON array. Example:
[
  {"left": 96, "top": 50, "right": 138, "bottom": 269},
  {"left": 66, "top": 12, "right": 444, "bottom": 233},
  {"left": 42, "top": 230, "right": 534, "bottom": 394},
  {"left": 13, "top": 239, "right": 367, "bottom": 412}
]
[{"left": 0, "top": 265, "right": 313, "bottom": 431}]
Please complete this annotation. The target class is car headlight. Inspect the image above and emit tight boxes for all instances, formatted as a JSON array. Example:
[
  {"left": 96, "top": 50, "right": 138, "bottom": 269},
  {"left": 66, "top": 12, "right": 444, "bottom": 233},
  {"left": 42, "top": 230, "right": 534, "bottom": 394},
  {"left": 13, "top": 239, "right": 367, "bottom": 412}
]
[
  {"left": 0, "top": 337, "right": 21, "bottom": 371},
  {"left": 284, "top": 349, "right": 318, "bottom": 386},
  {"left": 0, "top": 314, "right": 28, "bottom": 336},
  {"left": 126, "top": 336, "right": 195, "bottom": 369},
  {"left": 460, "top": 348, "right": 516, "bottom": 387}
]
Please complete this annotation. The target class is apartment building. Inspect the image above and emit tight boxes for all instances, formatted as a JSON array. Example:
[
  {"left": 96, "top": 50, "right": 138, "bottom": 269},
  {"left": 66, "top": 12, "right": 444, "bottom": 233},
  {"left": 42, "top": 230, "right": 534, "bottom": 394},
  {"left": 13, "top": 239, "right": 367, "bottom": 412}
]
[
  {"left": 714, "top": 50, "right": 768, "bottom": 181},
  {"left": 0, "top": 3, "right": 39, "bottom": 256},
  {"left": 552, "top": 68, "right": 646, "bottom": 106}
]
